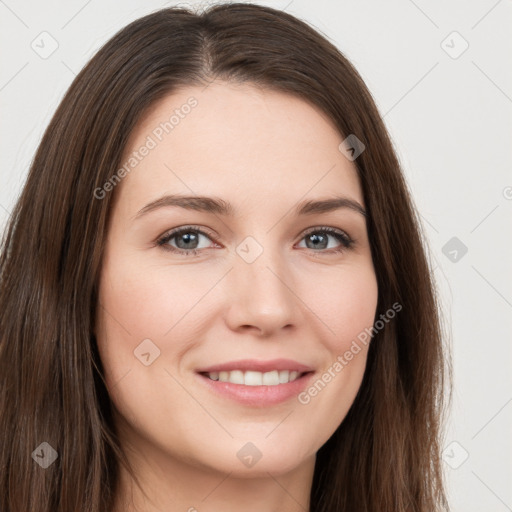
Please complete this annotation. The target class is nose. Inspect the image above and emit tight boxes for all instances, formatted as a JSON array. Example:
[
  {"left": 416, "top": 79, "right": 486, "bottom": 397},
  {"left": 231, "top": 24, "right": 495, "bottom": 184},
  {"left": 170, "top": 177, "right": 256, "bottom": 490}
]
[{"left": 223, "top": 248, "right": 298, "bottom": 336}]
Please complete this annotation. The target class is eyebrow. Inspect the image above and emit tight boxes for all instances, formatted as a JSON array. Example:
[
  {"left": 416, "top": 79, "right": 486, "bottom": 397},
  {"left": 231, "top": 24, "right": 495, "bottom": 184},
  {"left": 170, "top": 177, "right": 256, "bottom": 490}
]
[{"left": 133, "top": 194, "right": 367, "bottom": 220}]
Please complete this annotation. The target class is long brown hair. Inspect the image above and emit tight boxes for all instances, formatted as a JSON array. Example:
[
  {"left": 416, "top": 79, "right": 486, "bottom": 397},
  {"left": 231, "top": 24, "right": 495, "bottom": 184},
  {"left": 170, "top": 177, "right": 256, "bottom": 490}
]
[{"left": 0, "top": 3, "right": 452, "bottom": 511}]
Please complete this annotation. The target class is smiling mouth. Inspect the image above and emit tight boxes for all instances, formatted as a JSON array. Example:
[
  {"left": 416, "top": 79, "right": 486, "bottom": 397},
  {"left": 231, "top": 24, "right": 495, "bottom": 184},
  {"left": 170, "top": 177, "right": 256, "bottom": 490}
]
[{"left": 199, "top": 370, "right": 311, "bottom": 386}]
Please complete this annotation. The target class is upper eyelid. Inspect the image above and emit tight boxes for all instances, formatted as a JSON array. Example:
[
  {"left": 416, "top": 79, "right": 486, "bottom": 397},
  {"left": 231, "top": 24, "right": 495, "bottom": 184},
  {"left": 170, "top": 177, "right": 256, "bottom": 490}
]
[
  {"left": 301, "top": 225, "right": 349, "bottom": 236},
  {"left": 159, "top": 225, "right": 217, "bottom": 242}
]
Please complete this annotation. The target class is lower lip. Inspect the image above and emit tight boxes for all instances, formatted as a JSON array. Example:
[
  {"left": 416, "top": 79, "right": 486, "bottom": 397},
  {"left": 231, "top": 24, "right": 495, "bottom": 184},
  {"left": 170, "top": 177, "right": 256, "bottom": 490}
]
[{"left": 196, "top": 372, "right": 315, "bottom": 406}]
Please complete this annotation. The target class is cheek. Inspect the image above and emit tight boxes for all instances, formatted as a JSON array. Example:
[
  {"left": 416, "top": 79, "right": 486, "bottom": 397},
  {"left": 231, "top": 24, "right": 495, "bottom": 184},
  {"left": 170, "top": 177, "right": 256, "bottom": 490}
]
[
  {"left": 97, "top": 249, "right": 211, "bottom": 336},
  {"left": 94, "top": 251, "right": 204, "bottom": 389},
  {"left": 316, "top": 262, "right": 379, "bottom": 349},
  {"left": 95, "top": 254, "right": 212, "bottom": 438},
  {"left": 292, "top": 264, "right": 377, "bottom": 436}
]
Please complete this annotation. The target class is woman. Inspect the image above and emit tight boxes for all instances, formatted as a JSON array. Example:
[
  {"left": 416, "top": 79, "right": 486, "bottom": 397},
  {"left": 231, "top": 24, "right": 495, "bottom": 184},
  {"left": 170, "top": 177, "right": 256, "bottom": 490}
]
[{"left": 0, "top": 3, "right": 451, "bottom": 511}]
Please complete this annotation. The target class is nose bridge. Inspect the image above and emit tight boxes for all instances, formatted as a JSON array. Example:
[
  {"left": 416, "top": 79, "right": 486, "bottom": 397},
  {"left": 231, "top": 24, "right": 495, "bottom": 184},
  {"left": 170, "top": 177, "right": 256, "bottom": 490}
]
[{"left": 226, "top": 237, "right": 298, "bottom": 333}]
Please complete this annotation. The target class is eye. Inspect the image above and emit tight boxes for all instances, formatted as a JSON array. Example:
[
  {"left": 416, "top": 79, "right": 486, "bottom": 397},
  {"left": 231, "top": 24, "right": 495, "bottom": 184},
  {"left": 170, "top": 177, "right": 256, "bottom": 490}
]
[
  {"left": 156, "top": 226, "right": 218, "bottom": 256},
  {"left": 296, "top": 226, "right": 354, "bottom": 254},
  {"left": 155, "top": 225, "right": 355, "bottom": 257}
]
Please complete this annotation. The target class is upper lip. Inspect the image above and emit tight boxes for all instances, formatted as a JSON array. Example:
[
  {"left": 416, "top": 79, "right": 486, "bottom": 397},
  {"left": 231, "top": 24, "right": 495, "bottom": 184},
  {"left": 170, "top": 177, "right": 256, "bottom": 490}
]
[{"left": 196, "top": 358, "right": 314, "bottom": 374}]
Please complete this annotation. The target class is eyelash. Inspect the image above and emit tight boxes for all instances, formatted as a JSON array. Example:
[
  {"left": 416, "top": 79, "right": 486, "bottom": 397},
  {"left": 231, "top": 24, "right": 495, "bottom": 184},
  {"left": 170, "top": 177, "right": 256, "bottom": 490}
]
[{"left": 155, "top": 225, "right": 355, "bottom": 257}]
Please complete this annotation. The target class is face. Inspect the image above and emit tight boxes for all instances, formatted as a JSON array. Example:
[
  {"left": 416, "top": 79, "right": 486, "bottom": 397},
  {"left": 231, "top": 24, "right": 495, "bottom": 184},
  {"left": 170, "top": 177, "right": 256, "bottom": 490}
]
[{"left": 95, "top": 81, "right": 378, "bottom": 478}]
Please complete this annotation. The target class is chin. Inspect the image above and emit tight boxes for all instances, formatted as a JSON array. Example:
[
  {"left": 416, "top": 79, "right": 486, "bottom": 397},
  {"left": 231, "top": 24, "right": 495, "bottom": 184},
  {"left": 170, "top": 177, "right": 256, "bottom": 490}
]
[{"left": 196, "top": 440, "right": 315, "bottom": 477}]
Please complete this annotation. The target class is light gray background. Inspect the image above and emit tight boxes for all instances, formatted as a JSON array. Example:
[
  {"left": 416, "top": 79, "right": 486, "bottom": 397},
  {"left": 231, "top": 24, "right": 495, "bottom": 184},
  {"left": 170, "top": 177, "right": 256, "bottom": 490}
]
[{"left": 1, "top": 1, "right": 511, "bottom": 510}]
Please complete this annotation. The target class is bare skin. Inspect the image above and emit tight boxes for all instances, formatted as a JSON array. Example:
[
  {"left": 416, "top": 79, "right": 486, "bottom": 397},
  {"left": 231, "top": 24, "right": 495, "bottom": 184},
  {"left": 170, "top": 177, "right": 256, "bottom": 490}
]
[{"left": 95, "top": 80, "right": 378, "bottom": 512}]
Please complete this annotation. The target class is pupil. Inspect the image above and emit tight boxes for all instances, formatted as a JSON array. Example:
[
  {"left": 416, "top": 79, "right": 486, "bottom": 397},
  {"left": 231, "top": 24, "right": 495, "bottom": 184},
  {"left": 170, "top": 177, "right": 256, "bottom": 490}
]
[
  {"left": 177, "top": 232, "right": 198, "bottom": 249},
  {"left": 308, "top": 233, "right": 327, "bottom": 249}
]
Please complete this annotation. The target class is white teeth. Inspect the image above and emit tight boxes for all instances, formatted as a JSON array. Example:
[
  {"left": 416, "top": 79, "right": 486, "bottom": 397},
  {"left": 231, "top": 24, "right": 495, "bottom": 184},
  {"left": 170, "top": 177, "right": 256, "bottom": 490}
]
[
  {"left": 262, "top": 370, "right": 279, "bottom": 385},
  {"left": 206, "top": 369, "right": 303, "bottom": 385},
  {"left": 244, "top": 371, "right": 262, "bottom": 386},
  {"left": 228, "top": 370, "right": 244, "bottom": 384}
]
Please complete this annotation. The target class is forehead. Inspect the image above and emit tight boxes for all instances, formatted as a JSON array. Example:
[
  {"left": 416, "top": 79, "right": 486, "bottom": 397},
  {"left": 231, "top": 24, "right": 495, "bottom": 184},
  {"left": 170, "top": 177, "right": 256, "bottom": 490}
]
[{"left": 115, "top": 81, "right": 363, "bottom": 212}]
